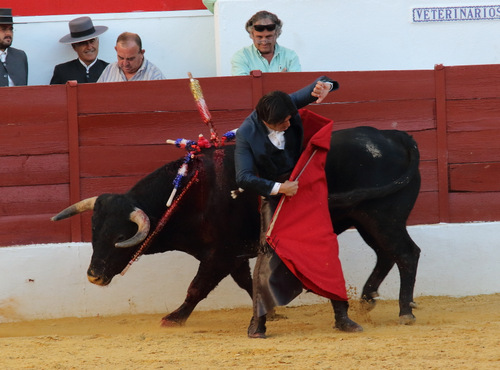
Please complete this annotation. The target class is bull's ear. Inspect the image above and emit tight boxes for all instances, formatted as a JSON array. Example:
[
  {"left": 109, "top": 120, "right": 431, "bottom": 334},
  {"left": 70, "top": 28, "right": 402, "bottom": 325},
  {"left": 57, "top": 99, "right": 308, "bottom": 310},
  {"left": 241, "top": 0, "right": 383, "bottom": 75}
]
[
  {"left": 115, "top": 207, "right": 150, "bottom": 248},
  {"left": 51, "top": 196, "right": 98, "bottom": 221}
]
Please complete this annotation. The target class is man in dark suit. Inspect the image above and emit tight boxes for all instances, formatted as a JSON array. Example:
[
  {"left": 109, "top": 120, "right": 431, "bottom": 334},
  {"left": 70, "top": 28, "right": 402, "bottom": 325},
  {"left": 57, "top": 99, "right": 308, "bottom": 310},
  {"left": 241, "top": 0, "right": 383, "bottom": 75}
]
[
  {"left": 50, "top": 16, "right": 108, "bottom": 84},
  {"left": 0, "top": 8, "right": 28, "bottom": 86},
  {"left": 235, "top": 77, "right": 363, "bottom": 338}
]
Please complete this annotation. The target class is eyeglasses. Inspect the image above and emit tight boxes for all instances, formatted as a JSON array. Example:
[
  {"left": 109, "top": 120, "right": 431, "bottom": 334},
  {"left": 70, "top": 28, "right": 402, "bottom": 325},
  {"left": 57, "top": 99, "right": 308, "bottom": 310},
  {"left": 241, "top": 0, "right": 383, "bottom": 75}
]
[{"left": 253, "top": 24, "right": 276, "bottom": 32}]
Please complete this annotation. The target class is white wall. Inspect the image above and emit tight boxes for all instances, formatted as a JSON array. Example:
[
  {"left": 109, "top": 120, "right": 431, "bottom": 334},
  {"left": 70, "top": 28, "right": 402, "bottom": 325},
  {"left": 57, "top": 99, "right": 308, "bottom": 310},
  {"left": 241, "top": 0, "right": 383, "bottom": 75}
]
[
  {"left": 1, "top": 223, "right": 499, "bottom": 322},
  {"left": 214, "top": 0, "right": 500, "bottom": 75}
]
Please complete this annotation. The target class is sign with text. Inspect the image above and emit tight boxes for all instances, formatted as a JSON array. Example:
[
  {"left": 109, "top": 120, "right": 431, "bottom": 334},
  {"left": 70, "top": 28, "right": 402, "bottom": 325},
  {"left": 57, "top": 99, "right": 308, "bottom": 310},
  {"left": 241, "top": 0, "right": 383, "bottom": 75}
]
[{"left": 413, "top": 5, "right": 500, "bottom": 22}]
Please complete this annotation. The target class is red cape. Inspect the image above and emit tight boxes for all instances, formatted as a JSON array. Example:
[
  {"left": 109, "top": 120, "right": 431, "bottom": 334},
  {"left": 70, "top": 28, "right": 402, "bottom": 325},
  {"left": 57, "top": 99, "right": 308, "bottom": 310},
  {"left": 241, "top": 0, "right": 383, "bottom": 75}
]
[{"left": 266, "top": 109, "right": 347, "bottom": 301}]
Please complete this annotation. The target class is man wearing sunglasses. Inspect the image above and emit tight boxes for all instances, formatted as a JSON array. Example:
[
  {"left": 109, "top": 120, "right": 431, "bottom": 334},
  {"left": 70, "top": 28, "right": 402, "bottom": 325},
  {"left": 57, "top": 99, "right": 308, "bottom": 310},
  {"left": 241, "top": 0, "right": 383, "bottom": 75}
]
[{"left": 231, "top": 11, "right": 301, "bottom": 76}]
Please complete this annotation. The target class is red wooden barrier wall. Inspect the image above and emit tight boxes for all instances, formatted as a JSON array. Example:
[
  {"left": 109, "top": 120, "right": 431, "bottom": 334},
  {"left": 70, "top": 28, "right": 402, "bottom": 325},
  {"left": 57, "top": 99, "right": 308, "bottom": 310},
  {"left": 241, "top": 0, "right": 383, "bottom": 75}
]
[{"left": 1, "top": 65, "right": 500, "bottom": 246}]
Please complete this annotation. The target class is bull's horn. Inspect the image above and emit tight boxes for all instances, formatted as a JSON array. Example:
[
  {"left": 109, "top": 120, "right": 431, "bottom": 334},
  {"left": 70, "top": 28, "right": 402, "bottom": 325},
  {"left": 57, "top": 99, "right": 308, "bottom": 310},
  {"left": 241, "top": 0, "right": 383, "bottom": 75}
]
[
  {"left": 115, "top": 207, "right": 151, "bottom": 248},
  {"left": 51, "top": 196, "right": 98, "bottom": 221}
]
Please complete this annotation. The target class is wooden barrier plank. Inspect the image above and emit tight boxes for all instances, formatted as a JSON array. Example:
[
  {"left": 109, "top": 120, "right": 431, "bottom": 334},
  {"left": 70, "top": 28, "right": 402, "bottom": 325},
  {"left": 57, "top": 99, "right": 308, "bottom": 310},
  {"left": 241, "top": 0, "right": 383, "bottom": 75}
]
[
  {"left": 1, "top": 86, "right": 68, "bottom": 155},
  {"left": 0, "top": 154, "right": 68, "bottom": 187},
  {"left": 450, "top": 162, "right": 500, "bottom": 192},
  {"left": 261, "top": 70, "right": 436, "bottom": 102},
  {"left": 408, "top": 191, "right": 440, "bottom": 225},
  {"left": 0, "top": 120, "right": 68, "bottom": 156},
  {"left": 193, "top": 76, "right": 255, "bottom": 110},
  {"left": 78, "top": 110, "right": 250, "bottom": 146},
  {"left": 446, "top": 64, "right": 500, "bottom": 100},
  {"left": 419, "top": 160, "right": 438, "bottom": 192},
  {"left": 448, "top": 129, "right": 500, "bottom": 163},
  {"left": 447, "top": 98, "right": 500, "bottom": 132},
  {"left": 309, "top": 99, "right": 435, "bottom": 132},
  {"left": 77, "top": 76, "right": 255, "bottom": 114},
  {"left": 81, "top": 176, "right": 145, "bottom": 198},
  {"left": 435, "top": 64, "right": 450, "bottom": 223},
  {"left": 2, "top": 85, "right": 67, "bottom": 123},
  {"left": 0, "top": 214, "right": 70, "bottom": 246},
  {"left": 79, "top": 145, "right": 181, "bottom": 177},
  {"left": 408, "top": 129, "right": 437, "bottom": 162},
  {"left": 0, "top": 184, "right": 69, "bottom": 217},
  {"left": 449, "top": 192, "right": 500, "bottom": 222}
]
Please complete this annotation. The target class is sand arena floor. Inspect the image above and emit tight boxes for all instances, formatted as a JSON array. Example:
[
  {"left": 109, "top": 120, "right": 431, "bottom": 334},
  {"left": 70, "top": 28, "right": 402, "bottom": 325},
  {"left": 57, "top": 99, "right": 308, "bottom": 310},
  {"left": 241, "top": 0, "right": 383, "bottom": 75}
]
[{"left": 0, "top": 294, "right": 499, "bottom": 369}]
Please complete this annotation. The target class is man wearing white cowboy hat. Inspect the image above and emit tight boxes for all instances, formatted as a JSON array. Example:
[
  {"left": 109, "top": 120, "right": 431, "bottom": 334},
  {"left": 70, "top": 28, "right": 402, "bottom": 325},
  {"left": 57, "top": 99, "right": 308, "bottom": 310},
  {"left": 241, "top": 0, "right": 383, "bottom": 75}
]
[
  {"left": 50, "top": 16, "right": 109, "bottom": 84},
  {"left": 0, "top": 8, "right": 28, "bottom": 87}
]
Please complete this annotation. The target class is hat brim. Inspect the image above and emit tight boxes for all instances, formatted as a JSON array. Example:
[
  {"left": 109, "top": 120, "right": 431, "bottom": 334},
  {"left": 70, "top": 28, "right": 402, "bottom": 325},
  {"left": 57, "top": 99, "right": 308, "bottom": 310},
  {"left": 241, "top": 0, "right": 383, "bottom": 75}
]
[
  {"left": 59, "top": 25, "right": 108, "bottom": 44},
  {"left": 0, "top": 21, "right": 25, "bottom": 25}
]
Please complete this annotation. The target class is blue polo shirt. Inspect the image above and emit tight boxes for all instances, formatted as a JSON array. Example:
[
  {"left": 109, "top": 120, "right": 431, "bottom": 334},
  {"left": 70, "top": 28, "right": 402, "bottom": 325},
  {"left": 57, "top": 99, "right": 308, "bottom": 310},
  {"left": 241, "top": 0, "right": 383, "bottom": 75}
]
[{"left": 231, "top": 43, "right": 301, "bottom": 76}]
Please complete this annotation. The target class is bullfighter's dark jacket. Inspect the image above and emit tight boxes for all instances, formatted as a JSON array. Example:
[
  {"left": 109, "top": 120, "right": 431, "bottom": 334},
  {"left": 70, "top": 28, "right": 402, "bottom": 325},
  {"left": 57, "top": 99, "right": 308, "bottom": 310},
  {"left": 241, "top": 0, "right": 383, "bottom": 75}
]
[{"left": 235, "top": 76, "right": 337, "bottom": 196}]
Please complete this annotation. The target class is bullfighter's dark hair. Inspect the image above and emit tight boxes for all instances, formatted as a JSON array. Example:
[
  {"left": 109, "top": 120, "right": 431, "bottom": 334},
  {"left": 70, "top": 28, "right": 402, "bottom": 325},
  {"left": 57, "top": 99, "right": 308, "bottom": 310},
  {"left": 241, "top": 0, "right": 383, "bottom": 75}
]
[
  {"left": 255, "top": 90, "right": 297, "bottom": 126},
  {"left": 245, "top": 10, "right": 283, "bottom": 37}
]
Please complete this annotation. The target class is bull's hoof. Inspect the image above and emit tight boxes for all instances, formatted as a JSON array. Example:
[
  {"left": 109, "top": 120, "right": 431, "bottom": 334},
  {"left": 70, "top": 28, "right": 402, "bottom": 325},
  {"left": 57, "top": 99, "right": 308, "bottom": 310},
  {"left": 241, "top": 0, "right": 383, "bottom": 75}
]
[
  {"left": 410, "top": 301, "right": 418, "bottom": 309},
  {"left": 360, "top": 298, "right": 377, "bottom": 312},
  {"left": 247, "top": 316, "right": 266, "bottom": 338},
  {"left": 160, "top": 318, "right": 183, "bottom": 327},
  {"left": 399, "top": 314, "right": 416, "bottom": 325},
  {"left": 334, "top": 318, "right": 364, "bottom": 332},
  {"left": 248, "top": 332, "right": 266, "bottom": 339},
  {"left": 360, "top": 292, "right": 379, "bottom": 312}
]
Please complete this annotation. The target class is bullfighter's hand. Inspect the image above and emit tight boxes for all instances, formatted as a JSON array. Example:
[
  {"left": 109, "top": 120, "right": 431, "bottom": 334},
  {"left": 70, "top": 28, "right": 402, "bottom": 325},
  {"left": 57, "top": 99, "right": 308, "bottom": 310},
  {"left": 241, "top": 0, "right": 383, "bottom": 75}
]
[
  {"left": 279, "top": 180, "right": 299, "bottom": 196},
  {"left": 312, "top": 81, "right": 331, "bottom": 103}
]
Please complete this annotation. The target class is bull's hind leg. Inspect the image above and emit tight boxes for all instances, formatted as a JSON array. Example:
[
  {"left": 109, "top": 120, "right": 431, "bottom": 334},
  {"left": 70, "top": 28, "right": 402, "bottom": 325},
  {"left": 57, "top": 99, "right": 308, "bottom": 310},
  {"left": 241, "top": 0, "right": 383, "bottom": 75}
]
[
  {"left": 392, "top": 228, "right": 420, "bottom": 324},
  {"left": 356, "top": 223, "right": 420, "bottom": 324},
  {"left": 161, "top": 254, "right": 249, "bottom": 327}
]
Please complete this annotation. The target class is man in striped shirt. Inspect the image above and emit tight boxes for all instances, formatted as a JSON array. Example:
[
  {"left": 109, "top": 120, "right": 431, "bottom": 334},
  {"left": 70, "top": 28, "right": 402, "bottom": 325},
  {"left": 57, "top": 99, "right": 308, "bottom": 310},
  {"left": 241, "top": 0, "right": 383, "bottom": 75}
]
[{"left": 98, "top": 32, "right": 164, "bottom": 82}]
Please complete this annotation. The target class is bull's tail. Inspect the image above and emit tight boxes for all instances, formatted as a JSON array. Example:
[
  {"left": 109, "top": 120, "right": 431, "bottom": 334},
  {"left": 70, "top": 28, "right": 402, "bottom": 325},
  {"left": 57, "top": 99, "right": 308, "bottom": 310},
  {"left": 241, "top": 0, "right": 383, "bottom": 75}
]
[{"left": 330, "top": 132, "right": 420, "bottom": 209}]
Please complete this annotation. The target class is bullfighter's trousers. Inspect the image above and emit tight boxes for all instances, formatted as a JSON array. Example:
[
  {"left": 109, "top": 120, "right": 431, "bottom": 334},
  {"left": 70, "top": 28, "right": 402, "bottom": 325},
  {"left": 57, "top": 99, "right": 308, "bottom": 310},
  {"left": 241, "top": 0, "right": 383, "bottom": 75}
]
[{"left": 253, "top": 196, "right": 303, "bottom": 318}]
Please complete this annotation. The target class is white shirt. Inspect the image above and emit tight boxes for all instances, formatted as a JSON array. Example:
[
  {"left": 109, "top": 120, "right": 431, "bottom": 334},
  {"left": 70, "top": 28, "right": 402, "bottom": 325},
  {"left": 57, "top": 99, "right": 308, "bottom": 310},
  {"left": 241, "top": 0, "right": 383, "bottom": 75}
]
[
  {"left": 79, "top": 58, "right": 97, "bottom": 73},
  {"left": 0, "top": 49, "right": 14, "bottom": 86},
  {"left": 266, "top": 126, "right": 286, "bottom": 195},
  {"left": 97, "top": 58, "right": 165, "bottom": 82},
  {"left": 267, "top": 129, "right": 285, "bottom": 150}
]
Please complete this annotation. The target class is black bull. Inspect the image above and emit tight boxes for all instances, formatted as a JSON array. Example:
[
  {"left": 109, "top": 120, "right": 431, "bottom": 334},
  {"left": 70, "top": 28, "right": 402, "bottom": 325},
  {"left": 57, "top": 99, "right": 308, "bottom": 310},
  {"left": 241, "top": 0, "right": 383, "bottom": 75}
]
[{"left": 52, "top": 126, "right": 421, "bottom": 326}]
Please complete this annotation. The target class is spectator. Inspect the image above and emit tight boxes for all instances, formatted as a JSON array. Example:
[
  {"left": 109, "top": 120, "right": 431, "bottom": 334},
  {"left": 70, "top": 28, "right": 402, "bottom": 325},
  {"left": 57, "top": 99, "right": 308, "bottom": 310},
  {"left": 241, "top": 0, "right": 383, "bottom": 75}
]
[
  {"left": 0, "top": 8, "right": 28, "bottom": 86},
  {"left": 231, "top": 11, "right": 301, "bottom": 76},
  {"left": 98, "top": 32, "right": 165, "bottom": 82},
  {"left": 50, "top": 16, "right": 109, "bottom": 84}
]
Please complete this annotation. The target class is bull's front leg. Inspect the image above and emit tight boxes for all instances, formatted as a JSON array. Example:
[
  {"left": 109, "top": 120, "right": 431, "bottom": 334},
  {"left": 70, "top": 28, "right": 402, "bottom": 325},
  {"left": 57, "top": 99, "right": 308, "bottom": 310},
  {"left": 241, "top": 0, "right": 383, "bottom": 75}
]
[{"left": 160, "top": 255, "right": 248, "bottom": 327}]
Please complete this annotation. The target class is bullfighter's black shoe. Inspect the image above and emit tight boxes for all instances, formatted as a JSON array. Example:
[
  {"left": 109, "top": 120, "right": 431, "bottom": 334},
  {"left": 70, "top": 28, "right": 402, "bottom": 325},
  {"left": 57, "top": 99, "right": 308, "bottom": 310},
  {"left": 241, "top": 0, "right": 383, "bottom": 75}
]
[{"left": 331, "top": 299, "right": 364, "bottom": 332}]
